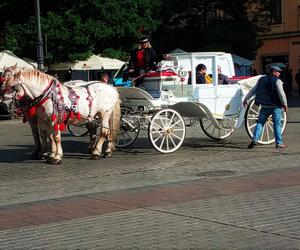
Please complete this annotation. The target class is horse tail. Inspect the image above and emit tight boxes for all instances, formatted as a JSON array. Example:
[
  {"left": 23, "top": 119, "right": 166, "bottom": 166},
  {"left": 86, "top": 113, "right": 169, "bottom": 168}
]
[{"left": 108, "top": 95, "right": 121, "bottom": 150}]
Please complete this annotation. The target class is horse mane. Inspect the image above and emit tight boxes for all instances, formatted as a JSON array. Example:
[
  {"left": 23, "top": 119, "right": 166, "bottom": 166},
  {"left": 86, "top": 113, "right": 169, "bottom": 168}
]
[{"left": 20, "top": 69, "right": 54, "bottom": 85}]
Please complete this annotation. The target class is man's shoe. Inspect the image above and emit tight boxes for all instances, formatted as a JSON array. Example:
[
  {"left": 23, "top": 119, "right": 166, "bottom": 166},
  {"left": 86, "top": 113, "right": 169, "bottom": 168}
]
[
  {"left": 276, "top": 144, "right": 287, "bottom": 149},
  {"left": 248, "top": 141, "right": 257, "bottom": 149}
]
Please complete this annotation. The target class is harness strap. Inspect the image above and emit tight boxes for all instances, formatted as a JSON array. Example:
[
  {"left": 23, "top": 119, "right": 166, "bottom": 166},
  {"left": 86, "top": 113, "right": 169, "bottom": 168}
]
[{"left": 85, "top": 86, "right": 94, "bottom": 118}]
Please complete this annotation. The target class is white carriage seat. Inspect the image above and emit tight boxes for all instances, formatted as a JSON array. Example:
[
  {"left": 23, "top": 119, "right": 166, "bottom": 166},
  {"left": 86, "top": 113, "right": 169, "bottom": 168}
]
[{"left": 138, "top": 70, "right": 178, "bottom": 99}]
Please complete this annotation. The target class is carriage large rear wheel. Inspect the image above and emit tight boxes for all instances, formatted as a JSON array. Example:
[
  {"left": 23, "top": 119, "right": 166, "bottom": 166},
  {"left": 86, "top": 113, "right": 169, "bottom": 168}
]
[
  {"left": 245, "top": 99, "right": 287, "bottom": 144},
  {"left": 148, "top": 108, "right": 185, "bottom": 153},
  {"left": 200, "top": 116, "right": 237, "bottom": 140},
  {"left": 116, "top": 107, "right": 140, "bottom": 148}
]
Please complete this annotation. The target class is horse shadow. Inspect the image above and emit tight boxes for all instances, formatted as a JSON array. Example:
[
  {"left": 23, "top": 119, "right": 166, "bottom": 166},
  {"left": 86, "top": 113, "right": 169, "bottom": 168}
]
[{"left": 0, "top": 140, "right": 92, "bottom": 163}]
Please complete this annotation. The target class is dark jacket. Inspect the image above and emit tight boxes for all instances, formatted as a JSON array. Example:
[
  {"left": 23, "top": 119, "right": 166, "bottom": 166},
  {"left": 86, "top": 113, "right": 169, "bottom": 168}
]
[
  {"left": 196, "top": 72, "right": 206, "bottom": 84},
  {"left": 128, "top": 47, "right": 157, "bottom": 72},
  {"left": 255, "top": 75, "right": 282, "bottom": 107}
]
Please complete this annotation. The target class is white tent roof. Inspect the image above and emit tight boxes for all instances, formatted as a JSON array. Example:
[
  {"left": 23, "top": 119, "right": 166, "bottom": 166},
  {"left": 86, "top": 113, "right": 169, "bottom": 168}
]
[
  {"left": 0, "top": 50, "right": 35, "bottom": 71},
  {"left": 50, "top": 55, "right": 124, "bottom": 71}
]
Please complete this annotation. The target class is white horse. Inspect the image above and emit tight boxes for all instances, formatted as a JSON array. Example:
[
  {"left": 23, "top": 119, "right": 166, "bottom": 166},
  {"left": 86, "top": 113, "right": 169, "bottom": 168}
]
[{"left": 1, "top": 66, "right": 120, "bottom": 164}]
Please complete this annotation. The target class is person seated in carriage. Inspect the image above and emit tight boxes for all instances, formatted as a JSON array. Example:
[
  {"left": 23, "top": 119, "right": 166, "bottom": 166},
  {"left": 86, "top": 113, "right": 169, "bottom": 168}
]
[
  {"left": 196, "top": 63, "right": 212, "bottom": 84},
  {"left": 128, "top": 36, "right": 158, "bottom": 86},
  {"left": 217, "top": 65, "right": 233, "bottom": 85}
]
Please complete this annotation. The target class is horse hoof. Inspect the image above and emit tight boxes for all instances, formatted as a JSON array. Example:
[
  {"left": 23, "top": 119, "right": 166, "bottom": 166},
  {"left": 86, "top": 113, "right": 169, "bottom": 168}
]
[
  {"left": 48, "top": 158, "right": 62, "bottom": 164},
  {"left": 90, "top": 154, "right": 100, "bottom": 160},
  {"left": 103, "top": 152, "right": 112, "bottom": 158},
  {"left": 46, "top": 157, "right": 52, "bottom": 164},
  {"left": 52, "top": 159, "right": 62, "bottom": 165}
]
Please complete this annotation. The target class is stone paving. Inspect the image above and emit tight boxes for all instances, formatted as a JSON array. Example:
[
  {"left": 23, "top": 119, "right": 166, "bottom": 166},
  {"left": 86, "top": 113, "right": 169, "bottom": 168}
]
[{"left": 0, "top": 97, "right": 300, "bottom": 249}]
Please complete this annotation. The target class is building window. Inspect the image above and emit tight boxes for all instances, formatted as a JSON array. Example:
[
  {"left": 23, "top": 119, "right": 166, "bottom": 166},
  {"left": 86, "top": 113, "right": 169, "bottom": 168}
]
[{"left": 270, "top": 0, "right": 282, "bottom": 24}]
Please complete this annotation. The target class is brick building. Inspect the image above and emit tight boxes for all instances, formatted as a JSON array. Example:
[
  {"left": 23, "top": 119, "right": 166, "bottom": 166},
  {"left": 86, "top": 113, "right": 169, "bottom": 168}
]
[{"left": 253, "top": 0, "right": 300, "bottom": 94}]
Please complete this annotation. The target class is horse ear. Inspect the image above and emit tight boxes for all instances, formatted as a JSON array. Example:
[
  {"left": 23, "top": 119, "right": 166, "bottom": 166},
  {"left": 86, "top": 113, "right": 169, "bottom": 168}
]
[{"left": 12, "top": 64, "right": 18, "bottom": 70}]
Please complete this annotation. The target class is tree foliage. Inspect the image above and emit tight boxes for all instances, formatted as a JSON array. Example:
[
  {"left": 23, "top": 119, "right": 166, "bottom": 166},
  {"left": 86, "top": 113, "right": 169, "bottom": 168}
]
[
  {"left": 0, "top": 0, "right": 162, "bottom": 63},
  {"left": 0, "top": 0, "right": 271, "bottom": 63},
  {"left": 154, "top": 0, "right": 271, "bottom": 59}
]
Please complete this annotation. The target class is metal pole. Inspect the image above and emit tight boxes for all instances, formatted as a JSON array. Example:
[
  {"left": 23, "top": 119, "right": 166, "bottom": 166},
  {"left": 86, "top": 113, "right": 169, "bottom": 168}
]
[{"left": 35, "top": 0, "right": 45, "bottom": 71}]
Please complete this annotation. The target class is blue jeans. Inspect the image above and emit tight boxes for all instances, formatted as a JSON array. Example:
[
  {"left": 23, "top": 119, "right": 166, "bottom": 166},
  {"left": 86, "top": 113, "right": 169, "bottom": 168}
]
[{"left": 252, "top": 106, "right": 283, "bottom": 145}]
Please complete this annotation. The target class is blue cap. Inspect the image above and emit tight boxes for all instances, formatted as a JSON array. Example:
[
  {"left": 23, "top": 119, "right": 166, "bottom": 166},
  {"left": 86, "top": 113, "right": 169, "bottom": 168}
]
[{"left": 269, "top": 65, "right": 282, "bottom": 73}]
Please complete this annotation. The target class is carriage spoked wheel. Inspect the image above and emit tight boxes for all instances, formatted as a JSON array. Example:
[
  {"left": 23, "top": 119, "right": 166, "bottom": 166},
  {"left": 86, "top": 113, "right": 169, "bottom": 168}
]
[
  {"left": 184, "top": 117, "right": 198, "bottom": 127},
  {"left": 67, "top": 123, "right": 89, "bottom": 137},
  {"left": 116, "top": 107, "right": 140, "bottom": 148},
  {"left": 245, "top": 99, "right": 287, "bottom": 144},
  {"left": 148, "top": 108, "right": 186, "bottom": 153},
  {"left": 199, "top": 116, "right": 237, "bottom": 140}
]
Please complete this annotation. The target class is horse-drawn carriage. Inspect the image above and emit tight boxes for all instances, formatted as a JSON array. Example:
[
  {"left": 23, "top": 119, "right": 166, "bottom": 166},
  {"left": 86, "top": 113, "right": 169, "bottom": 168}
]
[
  {"left": 0, "top": 52, "right": 287, "bottom": 164},
  {"left": 116, "top": 52, "right": 287, "bottom": 153}
]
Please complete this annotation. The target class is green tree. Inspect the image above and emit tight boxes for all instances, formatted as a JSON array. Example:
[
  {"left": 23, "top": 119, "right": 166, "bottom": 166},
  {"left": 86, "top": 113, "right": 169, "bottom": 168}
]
[
  {"left": 154, "top": 0, "right": 271, "bottom": 59},
  {"left": 1, "top": 0, "right": 162, "bottom": 63}
]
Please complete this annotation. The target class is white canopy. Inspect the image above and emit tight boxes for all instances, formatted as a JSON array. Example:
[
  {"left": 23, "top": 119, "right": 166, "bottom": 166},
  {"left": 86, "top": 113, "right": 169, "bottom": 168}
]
[
  {"left": 0, "top": 50, "right": 35, "bottom": 71},
  {"left": 50, "top": 54, "right": 124, "bottom": 71}
]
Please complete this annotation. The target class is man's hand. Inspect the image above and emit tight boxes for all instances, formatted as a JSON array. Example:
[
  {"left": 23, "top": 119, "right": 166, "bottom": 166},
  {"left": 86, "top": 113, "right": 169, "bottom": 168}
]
[
  {"left": 128, "top": 68, "right": 134, "bottom": 73},
  {"left": 242, "top": 100, "right": 248, "bottom": 108},
  {"left": 282, "top": 104, "right": 288, "bottom": 112}
]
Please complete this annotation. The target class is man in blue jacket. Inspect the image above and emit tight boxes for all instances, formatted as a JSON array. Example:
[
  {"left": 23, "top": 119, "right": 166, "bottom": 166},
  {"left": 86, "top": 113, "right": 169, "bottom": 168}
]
[{"left": 243, "top": 66, "right": 288, "bottom": 149}]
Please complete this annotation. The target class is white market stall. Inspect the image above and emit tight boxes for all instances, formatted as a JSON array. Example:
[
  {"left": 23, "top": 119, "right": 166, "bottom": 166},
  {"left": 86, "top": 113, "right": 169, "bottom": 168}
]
[
  {"left": 49, "top": 55, "right": 124, "bottom": 81},
  {"left": 0, "top": 50, "right": 35, "bottom": 71}
]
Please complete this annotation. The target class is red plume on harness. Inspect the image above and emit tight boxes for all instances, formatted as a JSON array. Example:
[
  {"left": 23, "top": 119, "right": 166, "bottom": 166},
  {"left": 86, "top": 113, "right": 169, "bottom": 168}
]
[{"left": 0, "top": 76, "right": 5, "bottom": 83}]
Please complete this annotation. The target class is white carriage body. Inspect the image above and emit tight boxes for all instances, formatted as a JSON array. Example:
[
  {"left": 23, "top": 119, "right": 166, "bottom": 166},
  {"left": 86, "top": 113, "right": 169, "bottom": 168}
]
[
  {"left": 117, "top": 52, "right": 256, "bottom": 122},
  {"left": 115, "top": 52, "right": 287, "bottom": 153}
]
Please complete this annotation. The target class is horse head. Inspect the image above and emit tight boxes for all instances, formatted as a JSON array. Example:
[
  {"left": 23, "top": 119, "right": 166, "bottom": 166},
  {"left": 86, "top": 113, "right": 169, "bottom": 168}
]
[
  {"left": 1, "top": 64, "right": 31, "bottom": 106},
  {"left": 1, "top": 64, "right": 22, "bottom": 92}
]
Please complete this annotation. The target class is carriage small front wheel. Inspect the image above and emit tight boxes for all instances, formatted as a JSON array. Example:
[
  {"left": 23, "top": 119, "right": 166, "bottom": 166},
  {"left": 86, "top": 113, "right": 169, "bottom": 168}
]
[
  {"left": 67, "top": 123, "right": 89, "bottom": 137},
  {"left": 148, "top": 108, "right": 186, "bottom": 153},
  {"left": 244, "top": 99, "right": 287, "bottom": 144},
  {"left": 116, "top": 107, "right": 140, "bottom": 148}
]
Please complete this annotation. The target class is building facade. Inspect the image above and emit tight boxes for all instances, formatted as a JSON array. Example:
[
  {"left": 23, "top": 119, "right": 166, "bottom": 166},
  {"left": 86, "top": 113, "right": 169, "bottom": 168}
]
[{"left": 253, "top": 0, "right": 300, "bottom": 94}]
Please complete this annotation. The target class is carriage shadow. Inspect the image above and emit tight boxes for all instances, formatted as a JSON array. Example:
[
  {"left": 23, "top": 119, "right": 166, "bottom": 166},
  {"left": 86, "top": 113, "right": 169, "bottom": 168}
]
[{"left": 183, "top": 137, "right": 248, "bottom": 150}]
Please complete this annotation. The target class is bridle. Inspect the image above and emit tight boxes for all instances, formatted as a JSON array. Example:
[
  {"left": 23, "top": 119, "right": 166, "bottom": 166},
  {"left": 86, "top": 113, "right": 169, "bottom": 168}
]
[{"left": 0, "top": 68, "right": 55, "bottom": 115}]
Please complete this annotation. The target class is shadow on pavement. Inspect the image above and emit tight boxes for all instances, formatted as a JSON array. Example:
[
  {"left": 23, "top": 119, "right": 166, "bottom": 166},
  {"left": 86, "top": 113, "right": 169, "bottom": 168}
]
[{"left": 0, "top": 140, "right": 90, "bottom": 163}]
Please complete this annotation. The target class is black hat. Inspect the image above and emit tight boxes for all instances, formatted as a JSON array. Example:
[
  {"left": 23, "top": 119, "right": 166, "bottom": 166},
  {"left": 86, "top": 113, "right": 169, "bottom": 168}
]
[{"left": 137, "top": 36, "right": 148, "bottom": 43}]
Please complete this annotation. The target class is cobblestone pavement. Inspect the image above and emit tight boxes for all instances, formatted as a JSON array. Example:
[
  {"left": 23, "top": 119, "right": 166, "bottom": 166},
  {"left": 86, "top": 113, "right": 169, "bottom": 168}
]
[{"left": 0, "top": 97, "right": 300, "bottom": 249}]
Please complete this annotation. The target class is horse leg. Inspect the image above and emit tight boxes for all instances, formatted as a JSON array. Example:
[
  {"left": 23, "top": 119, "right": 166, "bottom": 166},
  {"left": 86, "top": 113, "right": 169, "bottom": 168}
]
[
  {"left": 51, "top": 131, "right": 63, "bottom": 164},
  {"left": 40, "top": 129, "right": 49, "bottom": 159},
  {"left": 104, "top": 140, "right": 114, "bottom": 158},
  {"left": 27, "top": 115, "right": 42, "bottom": 160},
  {"left": 86, "top": 121, "right": 97, "bottom": 154},
  {"left": 91, "top": 125, "right": 110, "bottom": 159},
  {"left": 103, "top": 101, "right": 121, "bottom": 158}
]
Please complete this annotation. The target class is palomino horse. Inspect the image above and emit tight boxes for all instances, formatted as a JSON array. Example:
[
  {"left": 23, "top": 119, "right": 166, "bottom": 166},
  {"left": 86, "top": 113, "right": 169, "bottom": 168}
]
[{"left": 1, "top": 66, "right": 121, "bottom": 164}]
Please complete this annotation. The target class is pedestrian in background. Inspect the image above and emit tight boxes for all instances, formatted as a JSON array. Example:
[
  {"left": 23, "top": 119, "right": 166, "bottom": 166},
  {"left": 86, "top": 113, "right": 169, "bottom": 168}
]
[
  {"left": 243, "top": 65, "right": 288, "bottom": 149},
  {"left": 100, "top": 72, "right": 110, "bottom": 84}
]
